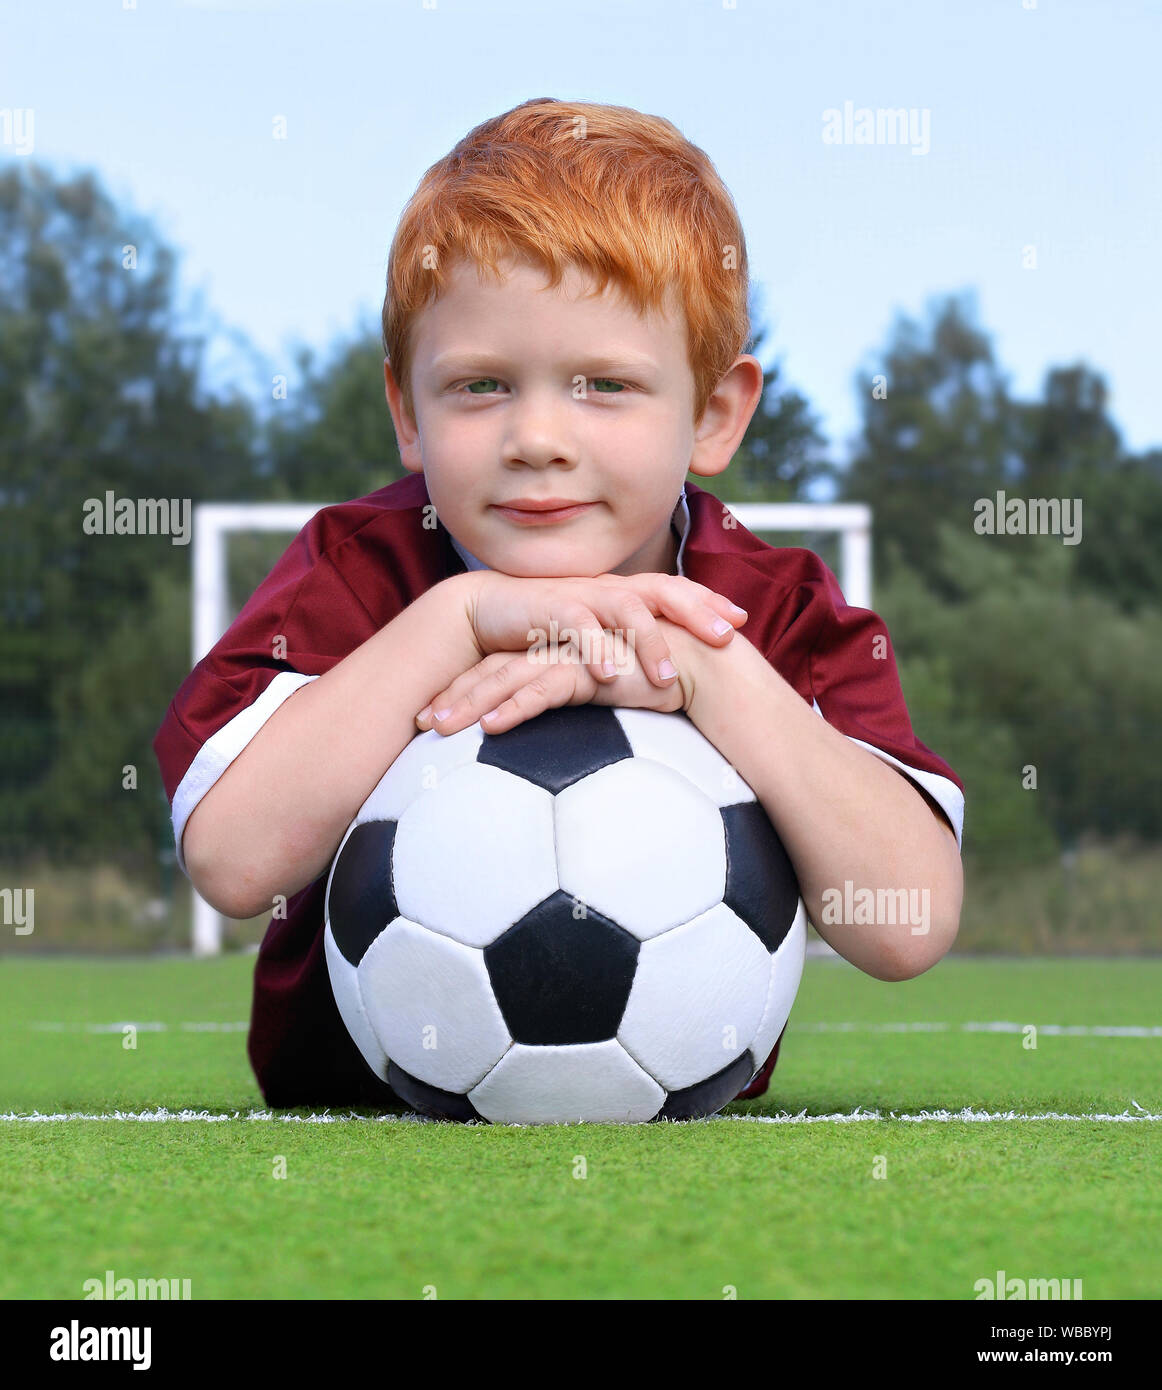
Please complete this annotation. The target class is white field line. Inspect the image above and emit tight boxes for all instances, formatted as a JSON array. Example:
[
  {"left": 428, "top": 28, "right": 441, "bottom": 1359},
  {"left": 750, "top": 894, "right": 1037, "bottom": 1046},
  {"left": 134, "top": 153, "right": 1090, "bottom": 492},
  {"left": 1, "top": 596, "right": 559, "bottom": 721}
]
[
  {"left": 725, "top": 1104, "right": 1162, "bottom": 1124},
  {"left": 23, "top": 1020, "right": 1162, "bottom": 1037},
  {"left": 0, "top": 1105, "right": 1158, "bottom": 1125}
]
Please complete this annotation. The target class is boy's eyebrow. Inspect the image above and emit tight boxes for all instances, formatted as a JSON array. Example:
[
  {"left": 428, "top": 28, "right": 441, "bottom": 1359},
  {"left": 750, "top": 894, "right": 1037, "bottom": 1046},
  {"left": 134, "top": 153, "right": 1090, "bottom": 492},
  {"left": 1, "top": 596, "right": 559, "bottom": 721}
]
[{"left": 428, "top": 350, "right": 661, "bottom": 375}]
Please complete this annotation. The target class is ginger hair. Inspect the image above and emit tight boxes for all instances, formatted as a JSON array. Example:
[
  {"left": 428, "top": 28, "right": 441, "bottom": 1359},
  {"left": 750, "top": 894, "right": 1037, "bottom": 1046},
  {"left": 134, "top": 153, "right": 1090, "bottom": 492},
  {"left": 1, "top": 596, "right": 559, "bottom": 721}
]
[{"left": 382, "top": 97, "right": 750, "bottom": 425}]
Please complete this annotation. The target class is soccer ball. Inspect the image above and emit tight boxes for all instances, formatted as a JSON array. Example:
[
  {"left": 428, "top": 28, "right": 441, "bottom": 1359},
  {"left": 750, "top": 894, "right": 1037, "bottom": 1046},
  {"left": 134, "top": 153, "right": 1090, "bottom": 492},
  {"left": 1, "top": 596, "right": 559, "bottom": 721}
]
[{"left": 324, "top": 704, "right": 805, "bottom": 1125}]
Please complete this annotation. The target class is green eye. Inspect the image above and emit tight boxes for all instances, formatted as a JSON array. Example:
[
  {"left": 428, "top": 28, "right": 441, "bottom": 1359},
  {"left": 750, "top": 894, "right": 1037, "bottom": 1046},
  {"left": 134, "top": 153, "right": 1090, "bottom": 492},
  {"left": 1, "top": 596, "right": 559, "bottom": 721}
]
[{"left": 458, "top": 376, "right": 628, "bottom": 395}]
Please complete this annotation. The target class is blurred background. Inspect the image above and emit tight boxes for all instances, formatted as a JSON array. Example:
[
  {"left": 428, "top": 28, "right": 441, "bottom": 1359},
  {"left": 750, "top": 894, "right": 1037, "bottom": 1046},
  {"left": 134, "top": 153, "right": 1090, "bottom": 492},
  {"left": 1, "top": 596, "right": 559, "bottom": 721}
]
[{"left": 2, "top": 0, "right": 1159, "bottom": 955}]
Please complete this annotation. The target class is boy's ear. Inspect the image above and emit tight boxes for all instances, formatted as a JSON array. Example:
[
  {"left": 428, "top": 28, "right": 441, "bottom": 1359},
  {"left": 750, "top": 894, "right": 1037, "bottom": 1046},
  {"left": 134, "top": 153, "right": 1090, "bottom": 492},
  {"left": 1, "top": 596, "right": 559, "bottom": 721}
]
[
  {"left": 383, "top": 357, "right": 424, "bottom": 475},
  {"left": 688, "top": 354, "right": 765, "bottom": 480}
]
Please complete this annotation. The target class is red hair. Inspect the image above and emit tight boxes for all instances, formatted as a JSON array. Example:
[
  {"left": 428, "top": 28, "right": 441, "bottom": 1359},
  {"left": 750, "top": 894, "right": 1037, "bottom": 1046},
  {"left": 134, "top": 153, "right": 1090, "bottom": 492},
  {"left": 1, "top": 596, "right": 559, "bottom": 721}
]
[{"left": 382, "top": 97, "right": 750, "bottom": 425}]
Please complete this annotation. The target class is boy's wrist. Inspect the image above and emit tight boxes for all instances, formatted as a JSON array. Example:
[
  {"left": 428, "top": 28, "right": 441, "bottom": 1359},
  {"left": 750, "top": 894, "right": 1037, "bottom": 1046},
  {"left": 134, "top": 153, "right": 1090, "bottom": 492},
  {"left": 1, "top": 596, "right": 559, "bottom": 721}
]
[{"left": 419, "top": 569, "right": 489, "bottom": 669}]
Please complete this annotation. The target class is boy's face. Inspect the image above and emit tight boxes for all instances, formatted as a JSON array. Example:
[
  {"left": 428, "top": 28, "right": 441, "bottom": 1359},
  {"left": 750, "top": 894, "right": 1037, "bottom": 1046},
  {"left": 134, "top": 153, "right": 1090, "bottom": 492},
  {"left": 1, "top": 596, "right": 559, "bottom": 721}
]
[{"left": 385, "top": 254, "right": 718, "bottom": 579}]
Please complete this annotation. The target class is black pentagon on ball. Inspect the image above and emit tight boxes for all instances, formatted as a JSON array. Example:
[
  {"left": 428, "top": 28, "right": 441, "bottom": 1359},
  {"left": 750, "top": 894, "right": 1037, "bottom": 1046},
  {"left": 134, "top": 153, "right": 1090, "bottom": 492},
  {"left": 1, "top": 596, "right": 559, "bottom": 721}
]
[
  {"left": 721, "top": 801, "right": 801, "bottom": 953},
  {"left": 485, "top": 889, "right": 640, "bottom": 1045},
  {"left": 387, "top": 1061, "right": 483, "bottom": 1123},
  {"left": 654, "top": 1049, "right": 758, "bottom": 1122},
  {"left": 328, "top": 819, "right": 398, "bottom": 966},
  {"left": 476, "top": 703, "right": 633, "bottom": 795}
]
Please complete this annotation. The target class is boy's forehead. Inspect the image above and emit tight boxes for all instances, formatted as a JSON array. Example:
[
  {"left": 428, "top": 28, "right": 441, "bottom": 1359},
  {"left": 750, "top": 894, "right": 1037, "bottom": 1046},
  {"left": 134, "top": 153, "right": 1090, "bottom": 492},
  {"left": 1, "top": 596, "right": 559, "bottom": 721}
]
[{"left": 414, "top": 254, "right": 687, "bottom": 363}]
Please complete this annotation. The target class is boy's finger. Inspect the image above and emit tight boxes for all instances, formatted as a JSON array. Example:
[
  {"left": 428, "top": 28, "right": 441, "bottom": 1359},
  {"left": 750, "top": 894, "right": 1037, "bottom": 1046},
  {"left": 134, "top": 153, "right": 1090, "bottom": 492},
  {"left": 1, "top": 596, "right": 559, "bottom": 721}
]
[
  {"left": 605, "top": 592, "right": 677, "bottom": 686},
  {"left": 481, "top": 662, "right": 579, "bottom": 732},
  {"left": 547, "top": 602, "right": 622, "bottom": 685},
  {"left": 416, "top": 653, "right": 524, "bottom": 728},
  {"left": 625, "top": 574, "right": 746, "bottom": 645}
]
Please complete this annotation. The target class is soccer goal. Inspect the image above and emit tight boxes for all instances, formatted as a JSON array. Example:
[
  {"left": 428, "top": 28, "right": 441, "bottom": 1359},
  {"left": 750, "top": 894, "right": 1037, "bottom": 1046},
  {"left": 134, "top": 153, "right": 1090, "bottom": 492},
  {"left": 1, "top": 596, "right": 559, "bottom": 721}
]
[{"left": 188, "top": 499, "right": 871, "bottom": 955}]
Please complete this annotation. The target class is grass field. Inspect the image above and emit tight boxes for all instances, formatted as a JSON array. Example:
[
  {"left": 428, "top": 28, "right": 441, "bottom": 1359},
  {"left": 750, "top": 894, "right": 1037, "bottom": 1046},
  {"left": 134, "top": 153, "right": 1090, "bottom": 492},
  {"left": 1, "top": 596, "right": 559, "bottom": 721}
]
[{"left": 1, "top": 954, "right": 1159, "bottom": 1300}]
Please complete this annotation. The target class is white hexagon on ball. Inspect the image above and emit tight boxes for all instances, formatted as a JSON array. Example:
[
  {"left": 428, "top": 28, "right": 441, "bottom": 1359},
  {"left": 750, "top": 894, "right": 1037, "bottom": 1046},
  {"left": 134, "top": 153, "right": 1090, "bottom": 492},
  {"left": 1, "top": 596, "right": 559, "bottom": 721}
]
[
  {"left": 618, "top": 902, "right": 771, "bottom": 1090},
  {"left": 555, "top": 758, "right": 726, "bottom": 941},
  {"left": 356, "top": 722, "right": 486, "bottom": 824},
  {"left": 613, "top": 708, "right": 757, "bottom": 809},
  {"left": 356, "top": 918, "right": 512, "bottom": 1095},
  {"left": 469, "top": 1039, "right": 664, "bottom": 1125},
  {"left": 392, "top": 761, "right": 558, "bottom": 949}
]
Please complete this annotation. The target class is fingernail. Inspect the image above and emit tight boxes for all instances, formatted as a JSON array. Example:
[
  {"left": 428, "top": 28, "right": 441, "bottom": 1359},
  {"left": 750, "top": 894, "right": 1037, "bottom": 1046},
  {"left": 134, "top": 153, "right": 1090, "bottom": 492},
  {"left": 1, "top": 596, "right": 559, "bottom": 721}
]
[
  {"left": 658, "top": 658, "right": 677, "bottom": 680},
  {"left": 481, "top": 707, "right": 502, "bottom": 722},
  {"left": 730, "top": 602, "right": 748, "bottom": 616},
  {"left": 602, "top": 660, "right": 617, "bottom": 677},
  {"left": 433, "top": 707, "right": 452, "bottom": 721},
  {"left": 417, "top": 705, "right": 432, "bottom": 724},
  {"left": 711, "top": 618, "right": 732, "bottom": 636}
]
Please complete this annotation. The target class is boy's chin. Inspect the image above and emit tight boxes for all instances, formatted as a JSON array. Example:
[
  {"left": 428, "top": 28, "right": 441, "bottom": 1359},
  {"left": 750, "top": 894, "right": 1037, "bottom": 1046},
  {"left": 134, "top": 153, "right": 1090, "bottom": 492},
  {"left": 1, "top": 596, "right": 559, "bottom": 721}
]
[{"left": 494, "top": 557, "right": 609, "bottom": 579}]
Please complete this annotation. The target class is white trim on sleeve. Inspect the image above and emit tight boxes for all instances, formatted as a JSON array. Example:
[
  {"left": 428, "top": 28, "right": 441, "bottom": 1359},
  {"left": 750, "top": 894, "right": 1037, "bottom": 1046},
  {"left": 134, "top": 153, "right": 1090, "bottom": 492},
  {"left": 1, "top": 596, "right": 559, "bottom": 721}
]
[
  {"left": 172, "top": 671, "right": 320, "bottom": 875},
  {"left": 811, "top": 698, "right": 965, "bottom": 851}
]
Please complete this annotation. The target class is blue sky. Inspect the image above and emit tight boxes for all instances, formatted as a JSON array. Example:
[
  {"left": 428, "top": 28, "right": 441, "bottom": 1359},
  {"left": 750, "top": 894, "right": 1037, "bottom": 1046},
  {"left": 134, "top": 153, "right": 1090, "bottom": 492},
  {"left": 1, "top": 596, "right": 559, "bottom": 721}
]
[{"left": 4, "top": 0, "right": 1160, "bottom": 485}]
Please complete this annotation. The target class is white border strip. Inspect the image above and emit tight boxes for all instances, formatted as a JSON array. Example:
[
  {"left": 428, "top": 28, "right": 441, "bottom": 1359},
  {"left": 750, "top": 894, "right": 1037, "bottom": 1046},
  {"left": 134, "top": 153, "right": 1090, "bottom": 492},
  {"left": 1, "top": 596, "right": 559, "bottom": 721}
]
[
  {"left": 811, "top": 699, "right": 965, "bottom": 849},
  {"left": 171, "top": 669, "right": 319, "bottom": 878}
]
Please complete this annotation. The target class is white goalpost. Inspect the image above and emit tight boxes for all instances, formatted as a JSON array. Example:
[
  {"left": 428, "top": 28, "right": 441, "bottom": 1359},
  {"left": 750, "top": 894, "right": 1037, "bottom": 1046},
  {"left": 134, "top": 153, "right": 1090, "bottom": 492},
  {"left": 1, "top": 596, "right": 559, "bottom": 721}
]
[{"left": 188, "top": 499, "right": 872, "bottom": 956}]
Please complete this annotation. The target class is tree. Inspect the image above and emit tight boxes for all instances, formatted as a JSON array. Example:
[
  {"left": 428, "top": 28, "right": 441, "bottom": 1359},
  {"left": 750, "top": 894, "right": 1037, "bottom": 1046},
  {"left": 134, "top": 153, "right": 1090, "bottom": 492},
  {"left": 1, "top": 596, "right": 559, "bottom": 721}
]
[
  {"left": 1067, "top": 450, "right": 1162, "bottom": 616},
  {"left": 837, "top": 291, "right": 1023, "bottom": 592},
  {"left": 1014, "top": 364, "right": 1122, "bottom": 496},
  {"left": 877, "top": 525, "right": 1162, "bottom": 852},
  {"left": 0, "top": 164, "right": 265, "bottom": 868},
  {"left": 262, "top": 330, "right": 404, "bottom": 503}
]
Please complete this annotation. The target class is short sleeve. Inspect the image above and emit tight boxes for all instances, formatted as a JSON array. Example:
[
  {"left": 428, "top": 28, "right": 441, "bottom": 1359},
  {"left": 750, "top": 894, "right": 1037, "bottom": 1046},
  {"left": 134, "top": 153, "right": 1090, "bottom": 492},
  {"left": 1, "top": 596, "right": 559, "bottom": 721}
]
[
  {"left": 778, "top": 556, "right": 965, "bottom": 851},
  {"left": 152, "top": 514, "right": 382, "bottom": 876}
]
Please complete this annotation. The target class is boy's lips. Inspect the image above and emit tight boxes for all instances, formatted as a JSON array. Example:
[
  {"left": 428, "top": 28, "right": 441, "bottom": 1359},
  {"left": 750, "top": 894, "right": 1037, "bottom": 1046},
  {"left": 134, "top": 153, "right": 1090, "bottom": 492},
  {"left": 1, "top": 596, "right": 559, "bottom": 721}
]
[
  {"left": 495, "top": 496, "right": 591, "bottom": 511},
  {"left": 491, "top": 500, "right": 596, "bottom": 525}
]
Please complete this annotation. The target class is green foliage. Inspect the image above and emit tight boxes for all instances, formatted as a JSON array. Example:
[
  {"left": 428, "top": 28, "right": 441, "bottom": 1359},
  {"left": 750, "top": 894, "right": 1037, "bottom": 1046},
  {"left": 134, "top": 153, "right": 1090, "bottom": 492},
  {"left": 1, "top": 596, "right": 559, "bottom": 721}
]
[
  {"left": 878, "top": 525, "right": 1162, "bottom": 852},
  {"left": 0, "top": 164, "right": 265, "bottom": 864},
  {"left": 263, "top": 334, "right": 405, "bottom": 502},
  {"left": 833, "top": 290, "right": 1162, "bottom": 857},
  {"left": 1070, "top": 452, "right": 1162, "bottom": 615},
  {"left": 35, "top": 569, "right": 191, "bottom": 876},
  {"left": 838, "top": 291, "right": 1020, "bottom": 592}
]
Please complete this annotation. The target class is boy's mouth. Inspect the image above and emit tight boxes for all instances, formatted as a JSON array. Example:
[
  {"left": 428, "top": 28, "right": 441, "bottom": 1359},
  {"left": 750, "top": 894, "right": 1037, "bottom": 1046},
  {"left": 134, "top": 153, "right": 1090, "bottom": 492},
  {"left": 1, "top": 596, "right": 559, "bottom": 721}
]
[{"left": 491, "top": 500, "right": 596, "bottom": 525}]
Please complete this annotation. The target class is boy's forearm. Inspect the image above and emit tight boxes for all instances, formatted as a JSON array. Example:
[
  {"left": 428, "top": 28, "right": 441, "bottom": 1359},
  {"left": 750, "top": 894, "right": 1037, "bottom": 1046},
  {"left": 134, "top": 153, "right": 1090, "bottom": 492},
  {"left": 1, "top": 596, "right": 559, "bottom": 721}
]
[
  {"left": 678, "top": 628, "right": 963, "bottom": 981},
  {"left": 182, "top": 573, "right": 482, "bottom": 919}
]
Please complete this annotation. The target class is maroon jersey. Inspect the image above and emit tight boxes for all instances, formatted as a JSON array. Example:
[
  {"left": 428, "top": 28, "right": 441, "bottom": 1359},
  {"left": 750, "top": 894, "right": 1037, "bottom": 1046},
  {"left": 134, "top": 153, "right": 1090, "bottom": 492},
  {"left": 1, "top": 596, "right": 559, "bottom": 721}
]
[{"left": 154, "top": 474, "right": 965, "bottom": 1107}]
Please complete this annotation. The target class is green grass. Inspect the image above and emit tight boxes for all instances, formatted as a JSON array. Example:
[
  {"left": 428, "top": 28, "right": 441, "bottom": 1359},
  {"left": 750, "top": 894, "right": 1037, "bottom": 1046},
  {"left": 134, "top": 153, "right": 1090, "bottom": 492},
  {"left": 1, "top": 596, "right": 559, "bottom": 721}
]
[{"left": 1, "top": 956, "right": 1159, "bottom": 1299}]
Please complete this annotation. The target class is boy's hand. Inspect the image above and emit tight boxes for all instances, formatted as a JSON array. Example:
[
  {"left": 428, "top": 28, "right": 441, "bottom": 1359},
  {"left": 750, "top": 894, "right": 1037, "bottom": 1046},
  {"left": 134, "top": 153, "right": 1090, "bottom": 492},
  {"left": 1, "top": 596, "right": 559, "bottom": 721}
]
[
  {"left": 458, "top": 570, "right": 747, "bottom": 691},
  {"left": 415, "top": 621, "right": 700, "bottom": 736}
]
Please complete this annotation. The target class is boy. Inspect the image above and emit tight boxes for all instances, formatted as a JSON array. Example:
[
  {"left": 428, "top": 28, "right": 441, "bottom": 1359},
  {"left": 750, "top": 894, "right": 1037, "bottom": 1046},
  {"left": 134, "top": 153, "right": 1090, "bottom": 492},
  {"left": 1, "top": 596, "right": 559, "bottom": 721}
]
[{"left": 154, "top": 98, "right": 965, "bottom": 1110}]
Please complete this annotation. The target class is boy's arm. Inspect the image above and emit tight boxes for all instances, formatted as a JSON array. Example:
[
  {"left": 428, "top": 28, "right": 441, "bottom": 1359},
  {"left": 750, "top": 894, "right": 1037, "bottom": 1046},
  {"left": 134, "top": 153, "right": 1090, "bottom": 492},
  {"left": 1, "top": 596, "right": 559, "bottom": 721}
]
[
  {"left": 676, "top": 627, "right": 964, "bottom": 982},
  {"left": 182, "top": 573, "right": 482, "bottom": 920}
]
